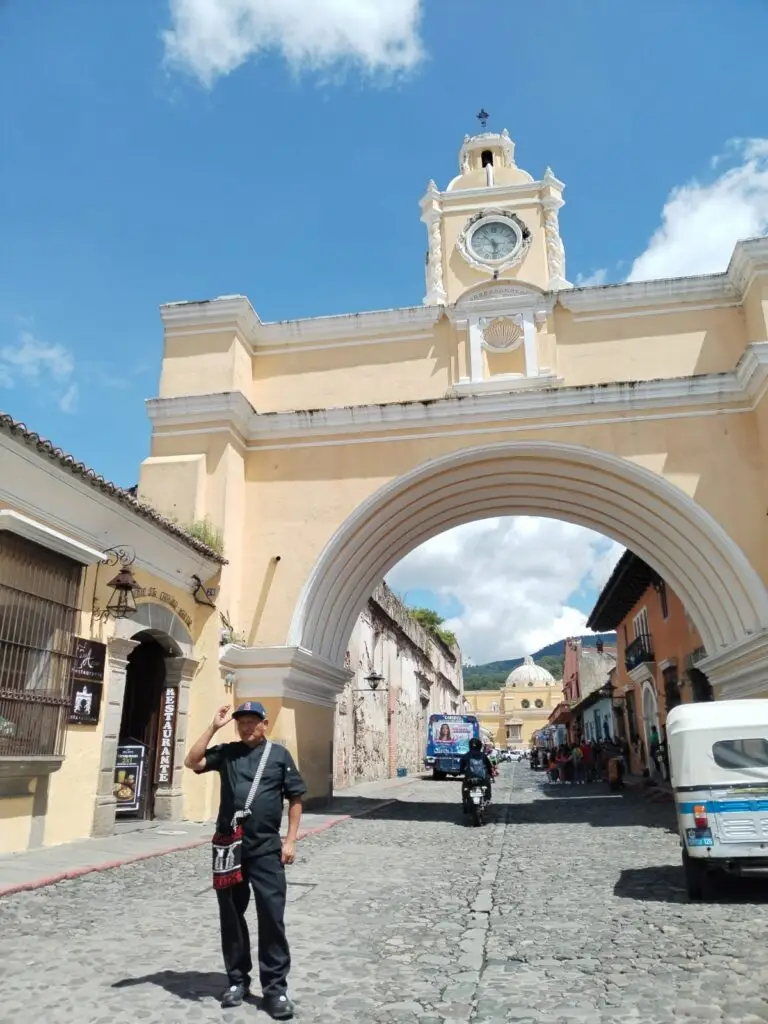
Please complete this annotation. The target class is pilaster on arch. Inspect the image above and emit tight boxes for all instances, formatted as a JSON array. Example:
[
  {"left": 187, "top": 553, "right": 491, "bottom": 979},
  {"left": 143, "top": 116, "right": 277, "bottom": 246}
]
[{"left": 288, "top": 442, "right": 768, "bottom": 697}]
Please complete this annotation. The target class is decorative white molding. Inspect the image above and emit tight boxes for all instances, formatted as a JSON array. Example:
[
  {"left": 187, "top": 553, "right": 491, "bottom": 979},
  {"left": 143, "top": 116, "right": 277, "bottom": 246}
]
[
  {"left": 698, "top": 629, "right": 768, "bottom": 699},
  {"left": 146, "top": 342, "right": 768, "bottom": 445},
  {"left": 449, "top": 374, "right": 563, "bottom": 397},
  {"left": 0, "top": 510, "right": 105, "bottom": 564},
  {"left": 158, "top": 239, "right": 768, "bottom": 363},
  {"left": 559, "top": 239, "right": 768, "bottom": 319},
  {"left": 420, "top": 180, "right": 447, "bottom": 306},
  {"left": 219, "top": 644, "right": 352, "bottom": 709},
  {"left": 542, "top": 193, "right": 570, "bottom": 290},
  {"left": 107, "top": 636, "right": 142, "bottom": 668},
  {"left": 629, "top": 661, "right": 656, "bottom": 686},
  {"left": 161, "top": 295, "right": 261, "bottom": 343},
  {"left": 479, "top": 316, "right": 523, "bottom": 352},
  {"left": 162, "top": 294, "right": 443, "bottom": 351},
  {"left": 458, "top": 129, "right": 522, "bottom": 174},
  {"left": 455, "top": 209, "right": 532, "bottom": 277}
]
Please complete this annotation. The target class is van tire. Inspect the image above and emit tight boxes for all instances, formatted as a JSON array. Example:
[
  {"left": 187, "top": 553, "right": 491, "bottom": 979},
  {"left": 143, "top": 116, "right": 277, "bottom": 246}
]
[{"left": 682, "top": 848, "right": 707, "bottom": 901}]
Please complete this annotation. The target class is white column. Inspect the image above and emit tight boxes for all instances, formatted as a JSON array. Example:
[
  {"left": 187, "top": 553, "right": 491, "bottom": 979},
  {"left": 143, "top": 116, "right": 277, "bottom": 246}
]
[
  {"left": 522, "top": 312, "right": 539, "bottom": 377},
  {"left": 420, "top": 181, "right": 447, "bottom": 306},
  {"left": 542, "top": 196, "right": 569, "bottom": 290},
  {"left": 468, "top": 320, "right": 485, "bottom": 383}
]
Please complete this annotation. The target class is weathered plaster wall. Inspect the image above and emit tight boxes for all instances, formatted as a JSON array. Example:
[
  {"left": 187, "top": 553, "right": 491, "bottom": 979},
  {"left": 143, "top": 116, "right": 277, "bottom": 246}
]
[{"left": 334, "top": 582, "right": 463, "bottom": 788}]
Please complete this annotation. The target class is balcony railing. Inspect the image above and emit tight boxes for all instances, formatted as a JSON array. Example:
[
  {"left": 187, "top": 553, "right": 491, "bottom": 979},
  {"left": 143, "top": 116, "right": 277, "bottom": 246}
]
[{"left": 625, "top": 633, "right": 655, "bottom": 672}]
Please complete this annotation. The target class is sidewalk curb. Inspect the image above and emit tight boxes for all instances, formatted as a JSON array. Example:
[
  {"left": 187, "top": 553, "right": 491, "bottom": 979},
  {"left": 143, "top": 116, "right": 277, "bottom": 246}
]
[{"left": 0, "top": 798, "right": 397, "bottom": 899}]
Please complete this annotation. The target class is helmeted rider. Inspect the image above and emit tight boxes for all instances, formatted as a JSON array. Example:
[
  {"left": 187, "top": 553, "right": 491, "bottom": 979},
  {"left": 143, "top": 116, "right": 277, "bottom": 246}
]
[{"left": 460, "top": 737, "right": 494, "bottom": 810}]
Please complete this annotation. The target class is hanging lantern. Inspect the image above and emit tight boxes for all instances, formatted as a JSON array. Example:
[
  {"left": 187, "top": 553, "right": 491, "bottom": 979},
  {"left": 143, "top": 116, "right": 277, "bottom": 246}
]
[
  {"left": 364, "top": 671, "right": 385, "bottom": 691},
  {"left": 105, "top": 566, "right": 140, "bottom": 618}
]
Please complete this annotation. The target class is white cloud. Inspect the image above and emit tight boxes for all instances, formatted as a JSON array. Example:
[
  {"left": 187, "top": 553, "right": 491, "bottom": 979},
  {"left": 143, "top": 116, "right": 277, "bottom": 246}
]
[
  {"left": 58, "top": 382, "right": 79, "bottom": 414},
  {"left": 0, "top": 332, "right": 79, "bottom": 414},
  {"left": 575, "top": 267, "right": 608, "bottom": 287},
  {"left": 1, "top": 332, "right": 73, "bottom": 382},
  {"left": 163, "top": 0, "right": 424, "bottom": 87},
  {"left": 628, "top": 138, "right": 768, "bottom": 281},
  {"left": 387, "top": 517, "right": 623, "bottom": 665}
]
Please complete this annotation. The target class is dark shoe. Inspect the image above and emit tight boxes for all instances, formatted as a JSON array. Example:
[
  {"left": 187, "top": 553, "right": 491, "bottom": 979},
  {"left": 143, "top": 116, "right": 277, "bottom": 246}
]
[
  {"left": 263, "top": 993, "right": 295, "bottom": 1019},
  {"left": 221, "top": 983, "right": 250, "bottom": 1008}
]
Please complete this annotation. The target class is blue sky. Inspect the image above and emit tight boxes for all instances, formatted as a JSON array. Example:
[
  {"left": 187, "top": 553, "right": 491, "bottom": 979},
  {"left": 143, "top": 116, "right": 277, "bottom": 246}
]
[{"left": 2, "top": 1, "right": 767, "bottom": 661}]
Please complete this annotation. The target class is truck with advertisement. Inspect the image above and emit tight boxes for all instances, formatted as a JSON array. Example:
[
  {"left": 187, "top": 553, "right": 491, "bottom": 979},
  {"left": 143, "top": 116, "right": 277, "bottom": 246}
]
[{"left": 424, "top": 713, "right": 481, "bottom": 780}]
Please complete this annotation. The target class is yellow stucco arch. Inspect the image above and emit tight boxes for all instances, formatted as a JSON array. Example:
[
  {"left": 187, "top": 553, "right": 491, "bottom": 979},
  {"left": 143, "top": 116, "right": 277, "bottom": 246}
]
[{"left": 289, "top": 441, "right": 768, "bottom": 672}]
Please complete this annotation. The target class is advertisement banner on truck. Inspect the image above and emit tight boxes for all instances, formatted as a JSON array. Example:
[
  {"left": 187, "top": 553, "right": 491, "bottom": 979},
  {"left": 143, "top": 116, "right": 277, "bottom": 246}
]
[{"left": 429, "top": 715, "right": 477, "bottom": 756}]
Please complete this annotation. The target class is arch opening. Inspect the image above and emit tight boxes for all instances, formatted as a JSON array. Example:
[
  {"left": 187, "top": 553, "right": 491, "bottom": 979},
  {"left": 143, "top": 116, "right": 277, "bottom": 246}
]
[{"left": 289, "top": 442, "right": 768, "bottom": 671}]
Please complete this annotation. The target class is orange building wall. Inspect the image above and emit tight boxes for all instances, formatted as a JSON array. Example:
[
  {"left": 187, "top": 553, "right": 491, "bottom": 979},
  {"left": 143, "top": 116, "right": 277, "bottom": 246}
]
[{"left": 613, "top": 582, "right": 703, "bottom": 774}]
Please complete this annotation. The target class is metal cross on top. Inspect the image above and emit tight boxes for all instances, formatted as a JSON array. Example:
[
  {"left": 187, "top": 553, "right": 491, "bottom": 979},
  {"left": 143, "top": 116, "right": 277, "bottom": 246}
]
[{"left": 476, "top": 109, "right": 489, "bottom": 129}]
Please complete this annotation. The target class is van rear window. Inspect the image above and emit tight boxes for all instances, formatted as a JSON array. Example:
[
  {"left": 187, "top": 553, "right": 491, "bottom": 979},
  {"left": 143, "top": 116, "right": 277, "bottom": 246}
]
[{"left": 712, "top": 738, "right": 768, "bottom": 769}]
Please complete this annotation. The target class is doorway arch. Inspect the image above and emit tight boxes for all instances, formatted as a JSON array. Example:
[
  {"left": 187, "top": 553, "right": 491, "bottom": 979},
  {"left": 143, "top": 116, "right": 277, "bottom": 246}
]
[
  {"left": 641, "top": 680, "right": 660, "bottom": 777},
  {"left": 289, "top": 441, "right": 768, "bottom": 670}
]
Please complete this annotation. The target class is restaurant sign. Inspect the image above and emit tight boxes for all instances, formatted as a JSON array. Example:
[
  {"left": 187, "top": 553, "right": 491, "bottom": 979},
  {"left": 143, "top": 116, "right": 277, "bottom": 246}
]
[
  {"left": 68, "top": 638, "right": 107, "bottom": 725},
  {"left": 155, "top": 687, "right": 178, "bottom": 786}
]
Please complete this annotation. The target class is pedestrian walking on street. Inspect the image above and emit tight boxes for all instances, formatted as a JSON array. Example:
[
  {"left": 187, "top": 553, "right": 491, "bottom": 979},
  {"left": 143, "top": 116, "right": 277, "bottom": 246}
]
[
  {"left": 571, "top": 742, "right": 585, "bottom": 784},
  {"left": 185, "top": 701, "right": 306, "bottom": 1019}
]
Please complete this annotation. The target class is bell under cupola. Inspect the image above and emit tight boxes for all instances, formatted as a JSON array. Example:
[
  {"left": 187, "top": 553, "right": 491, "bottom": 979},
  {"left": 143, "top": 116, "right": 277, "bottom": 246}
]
[{"left": 420, "top": 122, "right": 571, "bottom": 307}]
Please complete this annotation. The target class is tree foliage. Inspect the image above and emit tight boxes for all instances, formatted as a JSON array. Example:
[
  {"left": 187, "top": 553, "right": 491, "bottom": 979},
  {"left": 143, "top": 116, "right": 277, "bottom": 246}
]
[{"left": 406, "top": 605, "right": 457, "bottom": 649}]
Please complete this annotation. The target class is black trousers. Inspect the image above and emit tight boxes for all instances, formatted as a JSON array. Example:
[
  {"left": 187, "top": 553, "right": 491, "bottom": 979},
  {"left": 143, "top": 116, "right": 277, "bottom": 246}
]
[{"left": 216, "top": 849, "right": 290, "bottom": 998}]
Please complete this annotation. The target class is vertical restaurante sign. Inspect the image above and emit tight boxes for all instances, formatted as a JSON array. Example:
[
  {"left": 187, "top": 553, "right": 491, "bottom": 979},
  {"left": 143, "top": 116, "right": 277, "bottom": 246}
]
[{"left": 156, "top": 687, "right": 178, "bottom": 785}]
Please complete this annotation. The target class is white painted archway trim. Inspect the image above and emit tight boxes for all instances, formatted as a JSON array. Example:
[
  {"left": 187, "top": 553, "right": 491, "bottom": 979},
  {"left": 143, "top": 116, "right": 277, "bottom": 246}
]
[{"left": 289, "top": 442, "right": 768, "bottom": 669}]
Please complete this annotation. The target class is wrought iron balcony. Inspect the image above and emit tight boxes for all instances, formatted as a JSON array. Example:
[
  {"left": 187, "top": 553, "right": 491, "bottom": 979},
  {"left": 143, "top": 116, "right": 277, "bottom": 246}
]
[{"left": 625, "top": 633, "right": 655, "bottom": 672}]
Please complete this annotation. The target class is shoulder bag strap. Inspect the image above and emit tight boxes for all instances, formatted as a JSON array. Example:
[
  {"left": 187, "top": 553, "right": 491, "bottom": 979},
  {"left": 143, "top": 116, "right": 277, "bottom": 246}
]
[{"left": 231, "top": 740, "right": 273, "bottom": 829}]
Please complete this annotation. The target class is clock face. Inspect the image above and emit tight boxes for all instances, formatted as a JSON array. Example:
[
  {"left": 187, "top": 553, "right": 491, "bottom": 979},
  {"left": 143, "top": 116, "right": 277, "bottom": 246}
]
[{"left": 470, "top": 220, "right": 520, "bottom": 262}]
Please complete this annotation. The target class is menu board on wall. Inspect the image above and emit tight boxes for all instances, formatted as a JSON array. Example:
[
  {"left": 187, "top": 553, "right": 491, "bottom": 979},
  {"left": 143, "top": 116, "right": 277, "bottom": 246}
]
[{"left": 114, "top": 744, "right": 146, "bottom": 813}]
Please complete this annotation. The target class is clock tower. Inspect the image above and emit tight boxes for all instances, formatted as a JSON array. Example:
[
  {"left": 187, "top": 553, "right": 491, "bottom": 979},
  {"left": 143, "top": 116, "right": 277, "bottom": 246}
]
[{"left": 420, "top": 128, "right": 570, "bottom": 306}]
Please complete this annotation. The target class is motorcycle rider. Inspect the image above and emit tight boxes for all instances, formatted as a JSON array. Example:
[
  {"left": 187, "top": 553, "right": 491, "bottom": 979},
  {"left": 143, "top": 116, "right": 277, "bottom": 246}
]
[{"left": 460, "top": 737, "right": 494, "bottom": 811}]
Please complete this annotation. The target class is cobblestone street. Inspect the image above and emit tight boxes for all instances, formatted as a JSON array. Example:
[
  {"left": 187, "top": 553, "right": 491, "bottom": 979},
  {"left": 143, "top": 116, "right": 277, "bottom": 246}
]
[{"left": 2, "top": 766, "right": 768, "bottom": 1024}]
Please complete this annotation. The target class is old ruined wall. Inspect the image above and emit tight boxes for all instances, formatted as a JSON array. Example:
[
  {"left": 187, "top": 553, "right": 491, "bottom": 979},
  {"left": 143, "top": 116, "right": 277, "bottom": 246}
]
[{"left": 334, "top": 582, "right": 463, "bottom": 789}]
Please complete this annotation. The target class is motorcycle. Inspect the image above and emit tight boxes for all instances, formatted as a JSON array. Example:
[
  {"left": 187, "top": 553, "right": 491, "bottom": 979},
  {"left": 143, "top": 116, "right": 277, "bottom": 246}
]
[{"left": 465, "top": 783, "right": 490, "bottom": 827}]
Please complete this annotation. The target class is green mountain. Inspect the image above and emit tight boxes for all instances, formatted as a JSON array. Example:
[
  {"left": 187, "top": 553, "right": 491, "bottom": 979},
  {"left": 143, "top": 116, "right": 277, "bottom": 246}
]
[{"left": 463, "top": 633, "right": 616, "bottom": 691}]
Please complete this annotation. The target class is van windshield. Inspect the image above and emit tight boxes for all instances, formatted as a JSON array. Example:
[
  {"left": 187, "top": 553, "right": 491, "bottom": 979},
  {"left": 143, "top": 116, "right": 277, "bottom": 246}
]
[{"left": 712, "top": 738, "right": 768, "bottom": 769}]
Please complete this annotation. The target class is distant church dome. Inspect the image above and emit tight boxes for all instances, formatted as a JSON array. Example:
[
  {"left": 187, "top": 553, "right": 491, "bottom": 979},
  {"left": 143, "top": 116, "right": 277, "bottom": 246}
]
[{"left": 505, "top": 655, "right": 555, "bottom": 687}]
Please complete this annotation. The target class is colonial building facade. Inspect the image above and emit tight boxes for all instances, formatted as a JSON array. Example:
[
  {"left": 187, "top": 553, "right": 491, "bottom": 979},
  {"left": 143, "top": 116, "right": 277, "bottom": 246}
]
[
  {"left": 587, "top": 550, "right": 710, "bottom": 775},
  {"left": 0, "top": 414, "right": 223, "bottom": 854},
  {"left": 140, "top": 126, "right": 768, "bottom": 805},
  {"left": 335, "top": 582, "right": 463, "bottom": 787},
  {"left": 464, "top": 657, "right": 560, "bottom": 750}
]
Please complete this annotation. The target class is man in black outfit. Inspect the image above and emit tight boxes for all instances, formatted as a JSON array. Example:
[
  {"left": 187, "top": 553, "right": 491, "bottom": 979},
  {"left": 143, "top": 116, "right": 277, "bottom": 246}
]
[
  {"left": 185, "top": 700, "right": 306, "bottom": 1020},
  {"left": 460, "top": 737, "right": 494, "bottom": 810}
]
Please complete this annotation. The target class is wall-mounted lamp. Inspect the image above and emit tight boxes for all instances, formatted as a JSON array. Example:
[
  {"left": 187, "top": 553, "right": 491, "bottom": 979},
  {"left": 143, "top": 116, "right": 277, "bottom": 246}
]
[
  {"left": 192, "top": 574, "right": 217, "bottom": 608},
  {"left": 362, "top": 671, "right": 386, "bottom": 692},
  {"left": 224, "top": 671, "right": 236, "bottom": 691},
  {"left": 92, "top": 547, "right": 140, "bottom": 622},
  {"left": 105, "top": 566, "right": 140, "bottom": 618}
]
